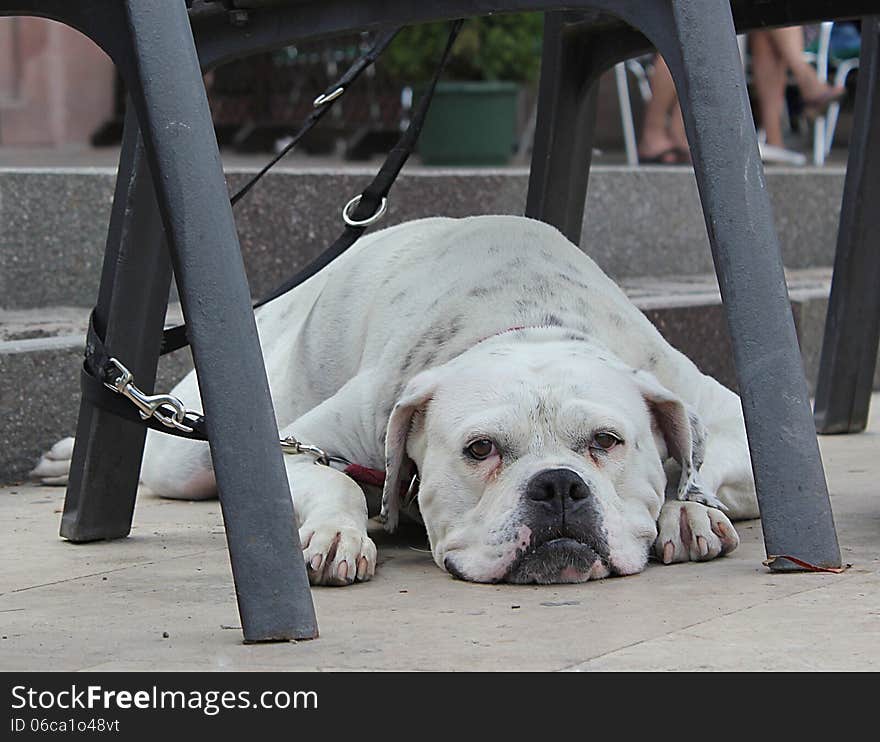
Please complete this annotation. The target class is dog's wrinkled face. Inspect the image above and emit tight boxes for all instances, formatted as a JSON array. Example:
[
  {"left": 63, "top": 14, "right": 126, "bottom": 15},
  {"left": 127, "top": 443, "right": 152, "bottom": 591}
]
[{"left": 381, "top": 333, "right": 702, "bottom": 584}]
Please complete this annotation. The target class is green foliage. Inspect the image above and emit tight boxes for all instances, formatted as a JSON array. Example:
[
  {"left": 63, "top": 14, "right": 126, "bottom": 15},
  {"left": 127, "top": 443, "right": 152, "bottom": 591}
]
[{"left": 382, "top": 15, "right": 543, "bottom": 84}]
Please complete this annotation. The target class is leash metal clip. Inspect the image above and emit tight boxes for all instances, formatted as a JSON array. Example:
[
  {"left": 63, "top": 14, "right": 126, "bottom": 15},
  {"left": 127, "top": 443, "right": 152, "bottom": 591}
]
[
  {"left": 104, "top": 358, "right": 195, "bottom": 433},
  {"left": 280, "top": 435, "right": 351, "bottom": 468}
]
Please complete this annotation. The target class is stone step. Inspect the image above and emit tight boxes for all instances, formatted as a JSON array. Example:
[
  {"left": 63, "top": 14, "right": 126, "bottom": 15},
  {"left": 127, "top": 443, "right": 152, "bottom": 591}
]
[
  {"left": 3, "top": 267, "right": 870, "bottom": 484},
  {"left": 0, "top": 305, "right": 193, "bottom": 486},
  {"left": 0, "top": 165, "right": 846, "bottom": 309},
  {"left": 624, "top": 268, "right": 837, "bottom": 394}
]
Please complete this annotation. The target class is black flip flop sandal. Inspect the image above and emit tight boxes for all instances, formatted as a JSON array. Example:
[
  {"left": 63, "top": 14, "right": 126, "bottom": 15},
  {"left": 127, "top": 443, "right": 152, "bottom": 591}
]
[{"left": 638, "top": 147, "right": 682, "bottom": 165}]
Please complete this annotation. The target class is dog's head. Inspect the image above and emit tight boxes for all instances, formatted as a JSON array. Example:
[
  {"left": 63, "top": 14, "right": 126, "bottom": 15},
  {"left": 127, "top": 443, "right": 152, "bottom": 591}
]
[{"left": 380, "top": 330, "right": 706, "bottom": 583}]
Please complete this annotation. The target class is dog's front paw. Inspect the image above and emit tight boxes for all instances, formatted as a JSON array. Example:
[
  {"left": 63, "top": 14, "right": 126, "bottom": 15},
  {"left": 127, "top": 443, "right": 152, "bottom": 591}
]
[
  {"left": 30, "top": 437, "right": 75, "bottom": 485},
  {"left": 299, "top": 524, "right": 377, "bottom": 586},
  {"left": 653, "top": 500, "right": 739, "bottom": 564}
]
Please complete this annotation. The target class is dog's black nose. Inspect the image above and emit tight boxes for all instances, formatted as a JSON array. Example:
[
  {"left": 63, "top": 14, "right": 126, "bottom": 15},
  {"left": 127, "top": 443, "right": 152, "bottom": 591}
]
[{"left": 526, "top": 468, "right": 590, "bottom": 507}]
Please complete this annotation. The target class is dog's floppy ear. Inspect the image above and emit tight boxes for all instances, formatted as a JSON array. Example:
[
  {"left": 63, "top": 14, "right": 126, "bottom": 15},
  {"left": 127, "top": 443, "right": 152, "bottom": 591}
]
[
  {"left": 633, "top": 370, "right": 718, "bottom": 508},
  {"left": 380, "top": 368, "right": 442, "bottom": 531}
]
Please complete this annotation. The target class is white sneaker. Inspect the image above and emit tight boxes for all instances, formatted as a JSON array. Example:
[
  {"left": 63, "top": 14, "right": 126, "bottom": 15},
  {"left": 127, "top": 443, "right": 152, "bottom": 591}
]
[{"left": 757, "top": 130, "right": 807, "bottom": 166}]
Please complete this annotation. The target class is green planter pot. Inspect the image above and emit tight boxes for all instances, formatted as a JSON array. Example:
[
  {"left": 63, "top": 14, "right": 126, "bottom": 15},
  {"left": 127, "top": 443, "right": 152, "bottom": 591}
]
[{"left": 417, "top": 81, "right": 520, "bottom": 166}]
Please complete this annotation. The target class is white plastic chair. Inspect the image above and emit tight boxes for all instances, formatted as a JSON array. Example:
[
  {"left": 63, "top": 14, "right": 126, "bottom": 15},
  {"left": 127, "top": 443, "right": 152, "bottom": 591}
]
[{"left": 614, "top": 57, "right": 652, "bottom": 165}]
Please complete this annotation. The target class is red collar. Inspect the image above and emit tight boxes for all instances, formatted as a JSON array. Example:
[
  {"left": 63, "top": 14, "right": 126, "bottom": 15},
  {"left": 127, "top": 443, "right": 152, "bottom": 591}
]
[{"left": 342, "top": 462, "right": 386, "bottom": 487}]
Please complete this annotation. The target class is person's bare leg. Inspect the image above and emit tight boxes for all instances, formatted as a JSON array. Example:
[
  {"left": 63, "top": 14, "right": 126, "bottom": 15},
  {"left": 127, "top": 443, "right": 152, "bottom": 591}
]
[
  {"left": 638, "top": 55, "right": 680, "bottom": 162},
  {"left": 750, "top": 30, "right": 788, "bottom": 147},
  {"left": 766, "top": 26, "right": 844, "bottom": 108},
  {"left": 667, "top": 95, "right": 690, "bottom": 160}
]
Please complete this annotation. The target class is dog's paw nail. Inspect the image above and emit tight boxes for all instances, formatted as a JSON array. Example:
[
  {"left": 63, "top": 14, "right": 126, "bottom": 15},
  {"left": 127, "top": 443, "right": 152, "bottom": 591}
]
[
  {"left": 697, "top": 535, "right": 709, "bottom": 558},
  {"left": 710, "top": 518, "right": 739, "bottom": 553},
  {"left": 663, "top": 541, "right": 674, "bottom": 564},
  {"left": 357, "top": 557, "right": 368, "bottom": 580},
  {"left": 310, "top": 554, "right": 323, "bottom": 571},
  {"left": 337, "top": 562, "right": 348, "bottom": 581}
]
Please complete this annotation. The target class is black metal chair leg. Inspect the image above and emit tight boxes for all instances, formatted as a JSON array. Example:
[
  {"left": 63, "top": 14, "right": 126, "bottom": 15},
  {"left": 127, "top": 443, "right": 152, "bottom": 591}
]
[
  {"left": 814, "top": 17, "right": 880, "bottom": 435},
  {"left": 60, "top": 103, "right": 172, "bottom": 543},
  {"left": 525, "top": 12, "right": 599, "bottom": 242},
  {"left": 660, "top": 0, "right": 841, "bottom": 570},
  {"left": 115, "top": 0, "right": 317, "bottom": 641},
  {"left": 526, "top": 12, "right": 649, "bottom": 240}
]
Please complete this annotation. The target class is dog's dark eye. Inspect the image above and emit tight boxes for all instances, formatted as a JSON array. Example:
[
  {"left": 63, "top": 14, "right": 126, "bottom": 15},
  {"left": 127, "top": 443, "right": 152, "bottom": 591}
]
[
  {"left": 465, "top": 438, "right": 497, "bottom": 460},
  {"left": 592, "top": 432, "right": 622, "bottom": 451}
]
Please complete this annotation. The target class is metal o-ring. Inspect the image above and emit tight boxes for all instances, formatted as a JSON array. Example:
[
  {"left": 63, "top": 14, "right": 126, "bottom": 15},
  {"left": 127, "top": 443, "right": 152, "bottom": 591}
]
[{"left": 342, "top": 194, "right": 388, "bottom": 227}]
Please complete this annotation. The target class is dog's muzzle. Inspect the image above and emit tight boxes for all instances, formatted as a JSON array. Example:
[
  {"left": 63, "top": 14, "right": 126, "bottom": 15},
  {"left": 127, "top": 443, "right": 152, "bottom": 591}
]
[{"left": 505, "top": 468, "right": 611, "bottom": 584}]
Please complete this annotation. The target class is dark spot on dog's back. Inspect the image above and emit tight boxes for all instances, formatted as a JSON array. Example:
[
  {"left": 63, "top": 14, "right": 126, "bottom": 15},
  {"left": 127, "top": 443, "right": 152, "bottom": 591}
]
[
  {"left": 401, "top": 348, "right": 417, "bottom": 375},
  {"left": 514, "top": 298, "right": 539, "bottom": 314},
  {"left": 468, "top": 285, "right": 503, "bottom": 299},
  {"left": 422, "top": 346, "right": 439, "bottom": 367},
  {"left": 557, "top": 272, "right": 590, "bottom": 291},
  {"left": 424, "top": 315, "right": 464, "bottom": 349}
]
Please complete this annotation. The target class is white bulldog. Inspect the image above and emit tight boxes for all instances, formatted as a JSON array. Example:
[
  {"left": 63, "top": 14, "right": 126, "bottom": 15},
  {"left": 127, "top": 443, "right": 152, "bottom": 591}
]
[{"left": 34, "top": 215, "right": 758, "bottom": 586}]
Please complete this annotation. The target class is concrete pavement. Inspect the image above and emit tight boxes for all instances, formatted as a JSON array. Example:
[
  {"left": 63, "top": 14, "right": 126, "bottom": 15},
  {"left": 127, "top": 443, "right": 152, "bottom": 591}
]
[{"left": 1, "top": 400, "right": 879, "bottom": 672}]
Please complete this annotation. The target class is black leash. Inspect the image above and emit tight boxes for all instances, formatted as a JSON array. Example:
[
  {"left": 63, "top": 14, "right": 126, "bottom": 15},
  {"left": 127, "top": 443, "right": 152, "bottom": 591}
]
[
  {"left": 161, "top": 24, "right": 402, "bottom": 355},
  {"left": 83, "top": 20, "right": 463, "bottom": 442},
  {"left": 161, "top": 20, "right": 461, "bottom": 355},
  {"left": 228, "top": 26, "right": 401, "bottom": 209}
]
